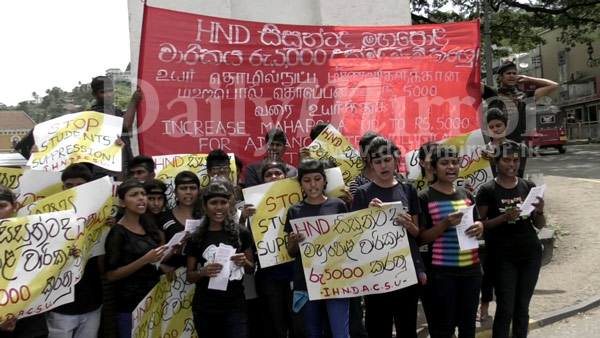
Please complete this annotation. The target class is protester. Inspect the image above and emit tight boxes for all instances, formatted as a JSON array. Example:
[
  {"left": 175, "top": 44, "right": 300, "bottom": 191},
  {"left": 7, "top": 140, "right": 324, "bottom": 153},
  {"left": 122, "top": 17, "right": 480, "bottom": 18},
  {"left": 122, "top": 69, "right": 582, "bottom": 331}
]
[
  {"left": 418, "top": 145, "right": 484, "bottom": 338},
  {"left": 158, "top": 171, "right": 200, "bottom": 242},
  {"left": 143, "top": 179, "right": 167, "bottom": 220},
  {"left": 245, "top": 129, "right": 298, "bottom": 187},
  {"left": 185, "top": 181, "right": 255, "bottom": 338},
  {"left": 104, "top": 180, "right": 168, "bottom": 338},
  {"left": 46, "top": 164, "right": 104, "bottom": 338},
  {"left": 476, "top": 140, "right": 545, "bottom": 338},
  {"left": 128, "top": 155, "right": 156, "bottom": 181},
  {"left": 481, "top": 62, "right": 558, "bottom": 177},
  {"left": 348, "top": 131, "right": 380, "bottom": 196},
  {"left": 352, "top": 137, "right": 424, "bottom": 338},
  {"left": 0, "top": 185, "right": 49, "bottom": 338},
  {"left": 285, "top": 159, "right": 350, "bottom": 338},
  {"left": 89, "top": 76, "right": 140, "bottom": 179},
  {"left": 207, "top": 149, "right": 233, "bottom": 179}
]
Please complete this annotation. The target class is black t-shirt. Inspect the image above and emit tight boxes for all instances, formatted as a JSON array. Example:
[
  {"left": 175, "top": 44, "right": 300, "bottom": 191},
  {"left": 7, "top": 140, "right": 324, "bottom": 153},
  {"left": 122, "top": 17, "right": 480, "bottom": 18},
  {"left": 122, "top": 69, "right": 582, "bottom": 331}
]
[
  {"left": 104, "top": 224, "right": 162, "bottom": 312},
  {"left": 157, "top": 210, "right": 187, "bottom": 268},
  {"left": 352, "top": 181, "right": 426, "bottom": 279},
  {"left": 184, "top": 225, "right": 253, "bottom": 314},
  {"left": 52, "top": 256, "right": 102, "bottom": 315},
  {"left": 482, "top": 85, "right": 535, "bottom": 143},
  {"left": 419, "top": 186, "right": 481, "bottom": 276},
  {"left": 476, "top": 178, "right": 542, "bottom": 261},
  {"left": 283, "top": 198, "right": 348, "bottom": 291}
]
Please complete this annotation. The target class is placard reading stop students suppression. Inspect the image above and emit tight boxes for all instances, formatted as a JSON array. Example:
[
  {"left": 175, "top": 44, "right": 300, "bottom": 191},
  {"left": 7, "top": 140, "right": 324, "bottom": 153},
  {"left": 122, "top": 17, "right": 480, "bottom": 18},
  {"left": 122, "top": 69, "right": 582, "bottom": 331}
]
[
  {"left": 289, "top": 202, "right": 417, "bottom": 300},
  {"left": 28, "top": 111, "right": 123, "bottom": 172}
]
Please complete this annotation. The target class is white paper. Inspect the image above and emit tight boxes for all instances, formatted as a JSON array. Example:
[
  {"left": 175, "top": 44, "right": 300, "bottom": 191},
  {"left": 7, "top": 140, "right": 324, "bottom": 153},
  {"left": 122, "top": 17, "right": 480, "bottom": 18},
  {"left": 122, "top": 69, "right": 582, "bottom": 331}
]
[
  {"left": 184, "top": 219, "right": 201, "bottom": 233},
  {"left": 208, "top": 244, "right": 236, "bottom": 291},
  {"left": 456, "top": 205, "right": 479, "bottom": 251},
  {"left": 154, "top": 231, "right": 187, "bottom": 268},
  {"left": 520, "top": 184, "right": 546, "bottom": 216}
]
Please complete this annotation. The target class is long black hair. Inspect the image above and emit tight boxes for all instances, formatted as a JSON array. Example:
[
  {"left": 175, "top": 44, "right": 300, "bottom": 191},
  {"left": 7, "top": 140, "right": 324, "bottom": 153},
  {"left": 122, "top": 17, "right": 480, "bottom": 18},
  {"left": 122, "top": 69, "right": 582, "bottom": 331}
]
[
  {"left": 189, "top": 181, "right": 242, "bottom": 251},
  {"left": 117, "top": 179, "right": 161, "bottom": 243}
]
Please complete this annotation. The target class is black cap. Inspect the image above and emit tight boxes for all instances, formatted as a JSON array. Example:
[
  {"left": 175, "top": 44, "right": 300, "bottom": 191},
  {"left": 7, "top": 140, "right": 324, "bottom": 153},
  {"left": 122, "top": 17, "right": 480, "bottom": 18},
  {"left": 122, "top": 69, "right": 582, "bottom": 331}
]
[{"left": 496, "top": 62, "right": 517, "bottom": 75}]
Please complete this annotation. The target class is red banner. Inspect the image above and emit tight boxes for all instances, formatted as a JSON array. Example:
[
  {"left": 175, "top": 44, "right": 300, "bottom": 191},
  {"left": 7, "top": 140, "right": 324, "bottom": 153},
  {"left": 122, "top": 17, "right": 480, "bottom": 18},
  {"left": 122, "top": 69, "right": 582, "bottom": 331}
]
[{"left": 137, "top": 5, "right": 481, "bottom": 168}]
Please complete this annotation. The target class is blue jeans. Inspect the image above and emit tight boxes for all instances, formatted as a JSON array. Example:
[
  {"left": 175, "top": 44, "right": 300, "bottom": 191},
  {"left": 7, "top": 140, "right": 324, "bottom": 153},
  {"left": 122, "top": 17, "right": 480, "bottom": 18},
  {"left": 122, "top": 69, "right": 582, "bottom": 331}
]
[
  {"left": 492, "top": 258, "right": 541, "bottom": 338},
  {"left": 428, "top": 273, "right": 481, "bottom": 338},
  {"left": 193, "top": 311, "right": 248, "bottom": 338},
  {"left": 116, "top": 312, "right": 132, "bottom": 338},
  {"left": 303, "top": 298, "right": 349, "bottom": 338}
]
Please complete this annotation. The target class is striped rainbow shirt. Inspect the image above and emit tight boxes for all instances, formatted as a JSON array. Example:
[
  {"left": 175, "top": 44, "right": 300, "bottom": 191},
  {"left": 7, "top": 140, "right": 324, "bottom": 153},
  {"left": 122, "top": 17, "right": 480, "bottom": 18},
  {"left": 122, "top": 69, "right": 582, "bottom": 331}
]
[{"left": 428, "top": 199, "right": 480, "bottom": 267}]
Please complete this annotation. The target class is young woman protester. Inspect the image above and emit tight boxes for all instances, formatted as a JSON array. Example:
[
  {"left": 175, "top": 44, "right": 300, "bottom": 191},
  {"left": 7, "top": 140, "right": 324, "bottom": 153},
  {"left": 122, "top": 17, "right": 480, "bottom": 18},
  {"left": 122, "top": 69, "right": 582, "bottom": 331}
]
[
  {"left": 245, "top": 159, "right": 306, "bottom": 338},
  {"left": 351, "top": 137, "right": 425, "bottom": 338},
  {"left": 0, "top": 185, "right": 49, "bottom": 338},
  {"left": 285, "top": 159, "right": 350, "bottom": 338},
  {"left": 185, "top": 181, "right": 255, "bottom": 338},
  {"left": 104, "top": 180, "right": 169, "bottom": 338},
  {"left": 348, "top": 131, "right": 380, "bottom": 195},
  {"left": 418, "top": 145, "right": 484, "bottom": 338},
  {"left": 476, "top": 140, "right": 545, "bottom": 338},
  {"left": 143, "top": 179, "right": 167, "bottom": 221}
]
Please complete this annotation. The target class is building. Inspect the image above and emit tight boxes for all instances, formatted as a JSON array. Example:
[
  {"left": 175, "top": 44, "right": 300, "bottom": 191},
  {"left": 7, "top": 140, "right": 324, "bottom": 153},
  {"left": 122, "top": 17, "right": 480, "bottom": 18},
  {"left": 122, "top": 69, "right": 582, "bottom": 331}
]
[
  {"left": 0, "top": 110, "right": 35, "bottom": 153},
  {"left": 539, "top": 28, "right": 600, "bottom": 139}
]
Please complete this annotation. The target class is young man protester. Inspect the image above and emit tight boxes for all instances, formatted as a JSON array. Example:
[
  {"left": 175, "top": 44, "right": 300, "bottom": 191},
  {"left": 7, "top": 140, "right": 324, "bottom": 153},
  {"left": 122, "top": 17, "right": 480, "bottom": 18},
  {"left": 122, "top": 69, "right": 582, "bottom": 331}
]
[
  {"left": 245, "top": 128, "right": 298, "bottom": 188},
  {"left": 128, "top": 155, "right": 156, "bottom": 181},
  {"left": 89, "top": 76, "right": 142, "bottom": 179},
  {"left": 45, "top": 164, "right": 104, "bottom": 338},
  {"left": 481, "top": 62, "right": 558, "bottom": 177}
]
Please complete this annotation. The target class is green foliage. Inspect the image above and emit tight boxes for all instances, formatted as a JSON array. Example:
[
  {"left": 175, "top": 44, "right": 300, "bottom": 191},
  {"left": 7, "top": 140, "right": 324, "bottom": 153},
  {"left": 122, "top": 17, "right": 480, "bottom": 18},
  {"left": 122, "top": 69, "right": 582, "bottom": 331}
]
[
  {"left": 12, "top": 80, "right": 133, "bottom": 124},
  {"left": 411, "top": 0, "right": 600, "bottom": 52}
]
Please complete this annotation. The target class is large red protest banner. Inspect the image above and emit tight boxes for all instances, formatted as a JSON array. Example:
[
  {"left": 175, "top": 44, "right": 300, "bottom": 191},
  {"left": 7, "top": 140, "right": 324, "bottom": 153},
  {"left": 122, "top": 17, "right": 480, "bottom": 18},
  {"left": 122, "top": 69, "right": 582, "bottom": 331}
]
[{"left": 137, "top": 5, "right": 481, "bottom": 168}]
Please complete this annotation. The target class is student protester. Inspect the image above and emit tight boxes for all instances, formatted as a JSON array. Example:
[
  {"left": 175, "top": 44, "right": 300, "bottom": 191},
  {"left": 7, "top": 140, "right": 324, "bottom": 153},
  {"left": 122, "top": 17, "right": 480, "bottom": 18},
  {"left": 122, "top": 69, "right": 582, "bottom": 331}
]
[
  {"left": 128, "top": 155, "right": 156, "bottom": 181},
  {"left": 352, "top": 137, "right": 424, "bottom": 338},
  {"left": 0, "top": 185, "right": 48, "bottom": 338},
  {"left": 104, "top": 180, "right": 170, "bottom": 338},
  {"left": 245, "top": 129, "right": 298, "bottom": 188},
  {"left": 89, "top": 76, "right": 141, "bottom": 179},
  {"left": 207, "top": 149, "right": 233, "bottom": 179},
  {"left": 246, "top": 159, "right": 305, "bottom": 338},
  {"left": 348, "top": 131, "right": 380, "bottom": 196},
  {"left": 158, "top": 171, "right": 200, "bottom": 242},
  {"left": 185, "top": 181, "right": 255, "bottom": 338},
  {"left": 143, "top": 179, "right": 167, "bottom": 221},
  {"left": 481, "top": 62, "right": 558, "bottom": 177},
  {"left": 476, "top": 140, "right": 545, "bottom": 338},
  {"left": 285, "top": 159, "right": 350, "bottom": 338},
  {"left": 418, "top": 145, "right": 484, "bottom": 338},
  {"left": 46, "top": 164, "right": 104, "bottom": 338}
]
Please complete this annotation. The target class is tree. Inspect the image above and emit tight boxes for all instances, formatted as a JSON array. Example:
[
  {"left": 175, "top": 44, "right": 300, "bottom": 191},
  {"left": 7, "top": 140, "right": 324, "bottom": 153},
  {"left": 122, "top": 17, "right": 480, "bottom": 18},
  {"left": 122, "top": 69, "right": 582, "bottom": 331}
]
[{"left": 411, "top": 0, "right": 600, "bottom": 52}]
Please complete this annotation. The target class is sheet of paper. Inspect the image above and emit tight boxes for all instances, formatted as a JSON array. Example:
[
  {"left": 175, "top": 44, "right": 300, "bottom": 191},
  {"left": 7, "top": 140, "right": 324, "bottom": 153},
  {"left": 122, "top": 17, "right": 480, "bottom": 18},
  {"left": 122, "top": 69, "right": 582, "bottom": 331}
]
[
  {"left": 185, "top": 219, "right": 201, "bottom": 233},
  {"left": 153, "top": 231, "right": 187, "bottom": 268},
  {"left": 456, "top": 205, "right": 479, "bottom": 251},
  {"left": 520, "top": 184, "right": 546, "bottom": 216},
  {"left": 208, "top": 244, "right": 236, "bottom": 291}
]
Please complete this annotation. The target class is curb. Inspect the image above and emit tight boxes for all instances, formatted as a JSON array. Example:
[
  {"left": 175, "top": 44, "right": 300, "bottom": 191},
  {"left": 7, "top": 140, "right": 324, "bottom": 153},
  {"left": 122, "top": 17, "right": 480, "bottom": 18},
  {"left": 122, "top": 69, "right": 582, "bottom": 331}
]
[{"left": 475, "top": 294, "right": 600, "bottom": 337}]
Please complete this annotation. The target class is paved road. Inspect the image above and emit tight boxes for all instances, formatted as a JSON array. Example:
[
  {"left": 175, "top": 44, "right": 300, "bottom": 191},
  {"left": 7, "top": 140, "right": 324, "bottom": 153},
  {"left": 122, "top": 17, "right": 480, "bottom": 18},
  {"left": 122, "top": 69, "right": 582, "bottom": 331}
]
[
  {"left": 528, "top": 308, "right": 600, "bottom": 338},
  {"left": 526, "top": 144, "right": 600, "bottom": 179}
]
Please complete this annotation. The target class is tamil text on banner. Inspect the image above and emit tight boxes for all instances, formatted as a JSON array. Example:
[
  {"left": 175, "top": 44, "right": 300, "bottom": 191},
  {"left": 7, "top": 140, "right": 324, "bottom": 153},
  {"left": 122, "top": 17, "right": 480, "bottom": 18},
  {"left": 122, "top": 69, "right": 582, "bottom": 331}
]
[
  {"left": 308, "top": 125, "right": 364, "bottom": 186},
  {"left": 131, "top": 267, "right": 197, "bottom": 338},
  {"left": 405, "top": 129, "right": 493, "bottom": 191},
  {"left": 153, "top": 153, "right": 237, "bottom": 209},
  {"left": 28, "top": 111, "right": 123, "bottom": 172},
  {"left": 137, "top": 6, "right": 481, "bottom": 167},
  {"left": 289, "top": 202, "right": 417, "bottom": 300},
  {"left": 243, "top": 168, "right": 345, "bottom": 268},
  {"left": 0, "top": 167, "right": 63, "bottom": 212},
  {"left": 18, "top": 176, "right": 114, "bottom": 260},
  {"left": 0, "top": 210, "right": 79, "bottom": 322}
]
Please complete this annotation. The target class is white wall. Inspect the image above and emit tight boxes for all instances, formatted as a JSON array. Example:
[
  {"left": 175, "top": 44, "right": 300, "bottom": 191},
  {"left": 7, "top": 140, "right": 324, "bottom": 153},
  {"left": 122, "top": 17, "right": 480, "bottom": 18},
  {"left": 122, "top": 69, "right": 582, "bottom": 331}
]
[{"left": 126, "top": 0, "right": 412, "bottom": 154}]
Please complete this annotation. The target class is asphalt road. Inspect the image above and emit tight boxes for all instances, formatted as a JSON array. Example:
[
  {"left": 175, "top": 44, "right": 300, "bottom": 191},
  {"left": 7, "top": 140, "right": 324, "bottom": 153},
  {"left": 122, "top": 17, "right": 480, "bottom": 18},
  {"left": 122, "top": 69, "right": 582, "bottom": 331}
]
[
  {"left": 526, "top": 143, "right": 600, "bottom": 179},
  {"left": 529, "top": 308, "right": 600, "bottom": 338}
]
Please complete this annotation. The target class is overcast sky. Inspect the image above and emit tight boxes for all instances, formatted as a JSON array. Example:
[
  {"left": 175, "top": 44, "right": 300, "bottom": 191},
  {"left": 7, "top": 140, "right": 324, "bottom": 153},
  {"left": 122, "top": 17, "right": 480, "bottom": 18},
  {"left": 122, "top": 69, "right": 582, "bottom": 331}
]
[{"left": 0, "top": 0, "right": 130, "bottom": 106}]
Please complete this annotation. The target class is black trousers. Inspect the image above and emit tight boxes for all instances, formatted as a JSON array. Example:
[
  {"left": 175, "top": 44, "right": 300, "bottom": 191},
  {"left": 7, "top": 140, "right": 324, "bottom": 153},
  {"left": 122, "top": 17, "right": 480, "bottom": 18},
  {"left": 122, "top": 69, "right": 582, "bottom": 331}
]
[{"left": 492, "top": 258, "right": 542, "bottom": 338}]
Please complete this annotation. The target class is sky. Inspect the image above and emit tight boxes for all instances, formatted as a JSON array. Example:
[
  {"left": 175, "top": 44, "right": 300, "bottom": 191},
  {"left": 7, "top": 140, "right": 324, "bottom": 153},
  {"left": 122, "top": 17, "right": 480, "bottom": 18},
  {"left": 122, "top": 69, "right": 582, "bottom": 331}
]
[{"left": 0, "top": 0, "right": 130, "bottom": 106}]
